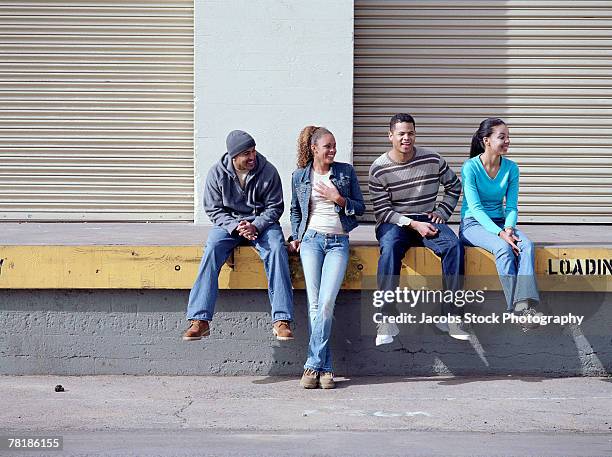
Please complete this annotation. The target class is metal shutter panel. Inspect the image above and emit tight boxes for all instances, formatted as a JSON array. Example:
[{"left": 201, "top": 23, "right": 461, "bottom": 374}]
[
  {"left": 0, "top": 1, "right": 193, "bottom": 221},
  {"left": 355, "top": 0, "right": 612, "bottom": 223}
]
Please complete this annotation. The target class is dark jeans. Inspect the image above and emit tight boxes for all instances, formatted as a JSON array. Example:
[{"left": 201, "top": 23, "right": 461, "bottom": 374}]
[{"left": 376, "top": 216, "right": 464, "bottom": 316}]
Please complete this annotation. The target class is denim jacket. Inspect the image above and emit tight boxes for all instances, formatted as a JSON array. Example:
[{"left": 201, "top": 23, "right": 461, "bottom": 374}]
[{"left": 290, "top": 161, "right": 365, "bottom": 241}]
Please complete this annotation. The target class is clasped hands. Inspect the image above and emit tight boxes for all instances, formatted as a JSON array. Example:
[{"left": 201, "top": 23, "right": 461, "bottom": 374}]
[
  {"left": 237, "top": 220, "right": 258, "bottom": 241},
  {"left": 405, "top": 212, "right": 444, "bottom": 238},
  {"left": 499, "top": 227, "right": 521, "bottom": 256}
]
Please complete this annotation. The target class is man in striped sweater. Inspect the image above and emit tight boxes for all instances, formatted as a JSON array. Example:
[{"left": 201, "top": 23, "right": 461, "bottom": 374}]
[{"left": 369, "top": 113, "right": 468, "bottom": 343}]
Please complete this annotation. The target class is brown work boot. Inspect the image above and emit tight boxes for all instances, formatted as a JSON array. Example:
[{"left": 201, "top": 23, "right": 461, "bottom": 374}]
[
  {"left": 300, "top": 369, "right": 319, "bottom": 389},
  {"left": 182, "top": 320, "right": 210, "bottom": 341},
  {"left": 272, "top": 320, "right": 294, "bottom": 341},
  {"left": 319, "top": 372, "right": 336, "bottom": 389}
]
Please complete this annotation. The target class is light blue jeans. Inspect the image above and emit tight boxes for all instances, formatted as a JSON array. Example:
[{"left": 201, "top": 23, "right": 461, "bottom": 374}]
[
  {"left": 299, "top": 229, "right": 349, "bottom": 373},
  {"left": 186, "top": 224, "right": 294, "bottom": 323},
  {"left": 460, "top": 217, "right": 540, "bottom": 311}
]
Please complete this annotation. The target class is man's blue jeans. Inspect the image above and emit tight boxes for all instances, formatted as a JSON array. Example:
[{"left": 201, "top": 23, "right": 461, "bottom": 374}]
[
  {"left": 460, "top": 217, "right": 539, "bottom": 311},
  {"left": 299, "top": 230, "right": 349, "bottom": 372},
  {"left": 376, "top": 217, "right": 464, "bottom": 316},
  {"left": 186, "top": 223, "right": 294, "bottom": 323}
]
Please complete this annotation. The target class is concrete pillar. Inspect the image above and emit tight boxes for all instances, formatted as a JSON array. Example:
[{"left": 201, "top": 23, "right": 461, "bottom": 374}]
[{"left": 194, "top": 1, "right": 355, "bottom": 224}]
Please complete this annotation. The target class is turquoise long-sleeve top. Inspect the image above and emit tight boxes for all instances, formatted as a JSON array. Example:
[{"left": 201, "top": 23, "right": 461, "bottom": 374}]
[{"left": 460, "top": 155, "right": 519, "bottom": 234}]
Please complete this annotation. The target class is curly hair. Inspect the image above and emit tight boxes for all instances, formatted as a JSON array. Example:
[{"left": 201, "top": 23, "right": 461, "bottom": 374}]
[{"left": 296, "top": 126, "right": 333, "bottom": 168}]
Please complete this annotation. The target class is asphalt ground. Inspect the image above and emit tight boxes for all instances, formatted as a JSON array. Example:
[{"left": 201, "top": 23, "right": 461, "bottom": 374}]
[{"left": 1, "top": 375, "right": 611, "bottom": 456}]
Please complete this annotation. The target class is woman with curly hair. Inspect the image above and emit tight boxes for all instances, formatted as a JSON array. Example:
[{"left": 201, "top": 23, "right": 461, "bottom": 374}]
[{"left": 288, "top": 126, "right": 365, "bottom": 389}]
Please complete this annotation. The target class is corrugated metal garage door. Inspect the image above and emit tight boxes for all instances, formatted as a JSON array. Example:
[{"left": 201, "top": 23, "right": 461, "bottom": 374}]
[
  {"left": 0, "top": 1, "right": 193, "bottom": 221},
  {"left": 354, "top": 0, "right": 612, "bottom": 223}
]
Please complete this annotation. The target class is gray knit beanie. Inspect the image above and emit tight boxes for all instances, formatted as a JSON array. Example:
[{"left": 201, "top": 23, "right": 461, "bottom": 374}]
[{"left": 226, "top": 130, "right": 256, "bottom": 158}]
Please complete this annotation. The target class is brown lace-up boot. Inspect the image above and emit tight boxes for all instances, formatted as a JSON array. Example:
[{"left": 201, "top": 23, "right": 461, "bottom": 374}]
[
  {"left": 272, "top": 320, "right": 294, "bottom": 340},
  {"left": 182, "top": 320, "right": 210, "bottom": 341}
]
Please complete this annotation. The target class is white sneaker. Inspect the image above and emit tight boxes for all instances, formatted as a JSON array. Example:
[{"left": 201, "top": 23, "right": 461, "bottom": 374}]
[
  {"left": 375, "top": 322, "right": 399, "bottom": 346},
  {"left": 448, "top": 321, "right": 471, "bottom": 341},
  {"left": 375, "top": 334, "right": 394, "bottom": 346}
]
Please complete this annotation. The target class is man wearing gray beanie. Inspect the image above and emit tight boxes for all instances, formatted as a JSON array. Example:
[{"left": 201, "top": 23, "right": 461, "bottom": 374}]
[{"left": 183, "top": 130, "right": 294, "bottom": 341}]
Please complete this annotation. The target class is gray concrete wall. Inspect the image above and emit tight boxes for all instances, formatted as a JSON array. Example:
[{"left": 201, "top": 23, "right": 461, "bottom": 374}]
[
  {"left": 0, "top": 289, "right": 610, "bottom": 376},
  {"left": 194, "top": 0, "right": 354, "bottom": 226}
]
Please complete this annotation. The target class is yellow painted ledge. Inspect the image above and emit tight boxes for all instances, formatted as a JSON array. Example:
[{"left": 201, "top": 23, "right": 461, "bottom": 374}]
[{"left": 0, "top": 245, "right": 610, "bottom": 291}]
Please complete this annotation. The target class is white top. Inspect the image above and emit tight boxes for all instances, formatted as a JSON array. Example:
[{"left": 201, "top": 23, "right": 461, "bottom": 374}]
[
  {"left": 306, "top": 170, "right": 346, "bottom": 235},
  {"left": 235, "top": 168, "right": 249, "bottom": 189}
]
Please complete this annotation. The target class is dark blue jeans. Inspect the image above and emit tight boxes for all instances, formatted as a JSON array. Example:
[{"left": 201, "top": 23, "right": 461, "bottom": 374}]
[{"left": 376, "top": 216, "right": 464, "bottom": 316}]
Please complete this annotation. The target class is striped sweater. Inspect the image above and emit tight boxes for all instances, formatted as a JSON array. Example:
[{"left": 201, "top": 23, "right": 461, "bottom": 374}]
[{"left": 368, "top": 147, "right": 461, "bottom": 227}]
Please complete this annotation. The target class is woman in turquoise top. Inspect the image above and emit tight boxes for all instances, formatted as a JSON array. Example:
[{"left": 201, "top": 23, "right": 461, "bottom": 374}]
[{"left": 459, "top": 118, "right": 542, "bottom": 330}]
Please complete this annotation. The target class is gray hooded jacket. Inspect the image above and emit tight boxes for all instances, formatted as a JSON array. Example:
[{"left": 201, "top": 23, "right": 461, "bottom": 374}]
[{"left": 203, "top": 152, "right": 284, "bottom": 235}]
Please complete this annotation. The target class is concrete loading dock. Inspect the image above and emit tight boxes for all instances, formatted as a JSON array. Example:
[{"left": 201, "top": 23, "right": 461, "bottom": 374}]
[{"left": 1, "top": 223, "right": 610, "bottom": 377}]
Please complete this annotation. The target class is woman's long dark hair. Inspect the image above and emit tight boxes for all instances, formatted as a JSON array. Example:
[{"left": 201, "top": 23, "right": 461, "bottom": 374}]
[{"left": 470, "top": 118, "right": 506, "bottom": 158}]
